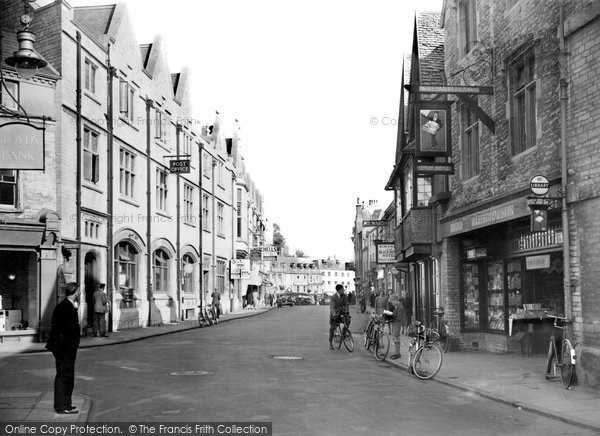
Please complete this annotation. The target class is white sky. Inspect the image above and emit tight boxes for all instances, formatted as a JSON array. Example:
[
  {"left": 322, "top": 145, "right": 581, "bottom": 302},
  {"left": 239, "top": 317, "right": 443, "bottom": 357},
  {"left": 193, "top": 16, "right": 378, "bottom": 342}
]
[{"left": 68, "top": 0, "right": 445, "bottom": 262}]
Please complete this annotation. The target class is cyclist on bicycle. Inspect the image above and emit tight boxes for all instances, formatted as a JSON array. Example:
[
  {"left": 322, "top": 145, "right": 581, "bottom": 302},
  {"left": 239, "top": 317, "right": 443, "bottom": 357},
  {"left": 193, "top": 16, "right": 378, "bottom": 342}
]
[{"left": 329, "top": 284, "right": 350, "bottom": 350}]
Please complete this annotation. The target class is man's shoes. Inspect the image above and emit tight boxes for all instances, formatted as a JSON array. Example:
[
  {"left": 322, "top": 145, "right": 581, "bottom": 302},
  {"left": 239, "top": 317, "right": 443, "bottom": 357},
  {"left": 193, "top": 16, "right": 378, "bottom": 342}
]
[
  {"left": 65, "top": 406, "right": 77, "bottom": 411},
  {"left": 56, "top": 408, "right": 78, "bottom": 414},
  {"left": 329, "top": 343, "right": 334, "bottom": 350},
  {"left": 390, "top": 354, "right": 401, "bottom": 360}
]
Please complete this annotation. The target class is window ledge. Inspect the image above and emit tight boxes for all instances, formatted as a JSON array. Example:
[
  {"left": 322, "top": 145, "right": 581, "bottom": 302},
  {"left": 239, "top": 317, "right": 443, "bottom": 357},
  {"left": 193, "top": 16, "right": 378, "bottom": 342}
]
[
  {"left": 118, "top": 116, "right": 140, "bottom": 132},
  {"left": 83, "top": 181, "right": 103, "bottom": 194},
  {"left": 461, "top": 174, "right": 480, "bottom": 185},
  {"left": 84, "top": 91, "right": 102, "bottom": 106},
  {"left": 217, "top": 233, "right": 226, "bottom": 239},
  {"left": 0, "top": 206, "right": 22, "bottom": 213},
  {"left": 511, "top": 145, "right": 537, "bottom": 161},
  {"left": 183, "top": 221, "right": 197, "bottom": 229},
  {"left": 155, "top": 210, "right": 172, "bottom": 220},
  {"left": 119, "top": 196, "right": 140, "bottom": 208}
]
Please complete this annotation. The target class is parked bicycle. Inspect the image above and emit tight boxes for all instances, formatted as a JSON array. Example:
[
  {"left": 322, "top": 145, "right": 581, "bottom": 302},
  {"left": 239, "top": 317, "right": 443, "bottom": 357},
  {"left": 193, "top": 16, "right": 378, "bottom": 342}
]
[
  {"left": 362, "top": 313, "right": 378, "bottom": 351},
  {"left": 372, "top": 314, "right": 390, "bottom": 361},
  {"left": 407, "top": 321, "right": 443, "bottom": 380},
  {"left": 432, "top": 307, "right": 451, "bottom": 353},
  {"left": 332, "top": 312, "right": 354, "bottom": 352},
  {"left": 198, "top": 303, "right": 218, "bottom": 327},
  {"left": 544, "top": 312, "right": 576, "bottom": 389}
]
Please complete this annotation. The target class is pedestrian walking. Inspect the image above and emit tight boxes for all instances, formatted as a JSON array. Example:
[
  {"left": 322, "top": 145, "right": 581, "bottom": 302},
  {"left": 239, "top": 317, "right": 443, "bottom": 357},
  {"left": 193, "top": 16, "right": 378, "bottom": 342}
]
[
  {"left": 92, "top": 283, "right": 109, "bottom": 337},
  {"left": 45, "top": 282, "right": 81, "bottom": 415},
  {"left": 211, "top": 290, "right": 221, "bottom": 318},
  {"left": 388, "top": 293, "right": 407, "bottom": 359}
]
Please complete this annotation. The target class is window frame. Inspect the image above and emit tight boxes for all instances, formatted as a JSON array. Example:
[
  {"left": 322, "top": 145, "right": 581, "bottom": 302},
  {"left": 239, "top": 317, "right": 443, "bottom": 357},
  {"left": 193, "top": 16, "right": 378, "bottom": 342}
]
[
  {"left": 509, "top": 50, "right": 537, "bottom": 155},
  {"left": 156, "top": 169, "right": 168, "bottom": 211},
  {"left": 0, "top": 169, "right": 18, "bottom": 208},
  {"left": 461, "top": 103, "right": 480, "bottom": 179},
  {"left": 459, "top": 0, "right": 478, "bottom": 56},
  {"left": 84, "top": 58, "right": 97, "bottom": 94},
  {"left": 1, "top": 80, "right": 19, "bottom": 111},
  {"left": 119, "top": 148, "right": 136, "bottom": 198},
  {"left": 183, "top": 184, "right": 194, "bottom": 224},
  {"left": 83, "top": 127, "right": 100, "bottom": 184},
  {"left": 153, "top": 249, "right": 170, "bottom": 293}
]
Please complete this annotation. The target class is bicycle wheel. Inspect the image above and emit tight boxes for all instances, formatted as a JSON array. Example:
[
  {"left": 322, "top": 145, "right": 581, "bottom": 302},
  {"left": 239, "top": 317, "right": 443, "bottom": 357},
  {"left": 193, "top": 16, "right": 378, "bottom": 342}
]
[
  {"left": 333, "top": 325, "right": 343, "bottom": 349},
  {"left": 373, "top": 331, "right": 390, "bottom": 361},
  {"left": 546, "top": 337, "right": 557, "bottom": 378},
  {"left": 413, "top": 344, "right": 443, "bottom": 380},
  {"left": 407, "top": 340, "right": 416, "bottom": 374},
  {"left": 439, "top": 324, "right": 451, "bottom": 353},
  {"left": 560, "top": 339, "right": 575, "bottom": 389},
  {"left": 342, "top": 326, "right": 354, "bottom": 352},
  {"left": 212, "top": 309, "right": 219, "bottom": 325}
]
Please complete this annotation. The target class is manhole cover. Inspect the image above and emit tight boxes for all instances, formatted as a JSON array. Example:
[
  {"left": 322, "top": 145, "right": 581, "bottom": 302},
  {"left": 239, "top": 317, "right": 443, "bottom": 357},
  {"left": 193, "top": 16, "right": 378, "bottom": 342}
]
[
  {"left": 273, "top": 356, "right": 303, "bottom": 360},
  {"left": 169, "top": 370, "right": 209, "bottom": 376}
]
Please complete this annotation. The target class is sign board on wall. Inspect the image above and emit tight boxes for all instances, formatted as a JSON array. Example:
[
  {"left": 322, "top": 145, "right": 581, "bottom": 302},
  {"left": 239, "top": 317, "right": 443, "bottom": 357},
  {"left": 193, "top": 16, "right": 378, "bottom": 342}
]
[
  {"left": 0, "top": 122, "right": 46, "bottom": 170},
  {"left": 526, "top": 255, "right": 551, "bottom": 270},
  {"left": 376, "top": 242, "right": 395, "bottom": 264},
  {"left": 230, "top": 259, "right": 251, "bottom": 279},
  {"left": 363, "top": 220, "right": 386, "bottom": 227}
]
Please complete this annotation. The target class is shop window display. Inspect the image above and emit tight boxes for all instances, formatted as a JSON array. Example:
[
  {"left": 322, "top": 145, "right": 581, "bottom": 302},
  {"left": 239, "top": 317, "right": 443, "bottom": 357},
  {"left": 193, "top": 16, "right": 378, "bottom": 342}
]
[
  {"left": 463, "top": 264, "right": 480, "bottom": 329},
  {"left": 487, "top": 262, "right": 505, "bottom": 331}
]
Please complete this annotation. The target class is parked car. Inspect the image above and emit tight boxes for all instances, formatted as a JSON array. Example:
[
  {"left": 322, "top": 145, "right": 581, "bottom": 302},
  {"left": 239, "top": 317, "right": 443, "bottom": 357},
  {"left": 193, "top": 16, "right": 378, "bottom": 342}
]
[
  {"left": 295, "top": 296, "right": 314, "bottom": 306},
  {"left": 319, "top": 296, "right": 331, "bottom": 306},
  {"left": 276, "top": 296, "right": 294, "bottom": 308}
]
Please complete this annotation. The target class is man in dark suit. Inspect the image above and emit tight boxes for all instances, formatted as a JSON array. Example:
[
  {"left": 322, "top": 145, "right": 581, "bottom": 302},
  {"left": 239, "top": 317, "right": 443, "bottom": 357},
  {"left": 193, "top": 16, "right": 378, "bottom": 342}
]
[
  {"left": 46, "top": 282, "right": 81, "bottom": 414},
  {"left": 329, "top": 284, "right": 349, "bottom": 350}
]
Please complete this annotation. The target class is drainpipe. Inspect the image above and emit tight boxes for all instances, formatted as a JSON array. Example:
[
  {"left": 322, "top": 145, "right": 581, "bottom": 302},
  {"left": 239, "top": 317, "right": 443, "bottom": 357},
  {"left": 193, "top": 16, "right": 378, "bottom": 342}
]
[
  {"left": 106, "top": 44, "right": 116, "bottom": 332},
  {"left": 559, "top": 3, "right": 571, "bottom": 319},
  {"left": 211, "top": 158, "right": 217, "bottom": 297},
  {"left": 145, "top": 98, "right": 154, "bottom": 326},
  {"left": 176, "top": 124, "right": 182, "bottom": 320},
  {"left": 198, "top": 142, "right": 204, "bottom": 311},
  {"left": 231, "top": 171, "right": 235, "bottom": 313},
  {"left": 75, "top": 31, "right": 82, "bottom": 295}
]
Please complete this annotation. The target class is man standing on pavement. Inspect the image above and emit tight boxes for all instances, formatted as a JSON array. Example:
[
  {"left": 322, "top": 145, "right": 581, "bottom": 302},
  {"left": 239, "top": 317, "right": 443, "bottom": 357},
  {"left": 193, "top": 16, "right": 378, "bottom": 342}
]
[
  {"left": 93, "top": 283, "right": 109, "bottom": 337},
  {"left": 388, "top": 293, "right": 407, "bottom": 359},
  {"left": 329, "top": 284, "right": 349, "bottom": 350},
  {"left": 45, "top": 282, "right": 81, "bottom": 414}
]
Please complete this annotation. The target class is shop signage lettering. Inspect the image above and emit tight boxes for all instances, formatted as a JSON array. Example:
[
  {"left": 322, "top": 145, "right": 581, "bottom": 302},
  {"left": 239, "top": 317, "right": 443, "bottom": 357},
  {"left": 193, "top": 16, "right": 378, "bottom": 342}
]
[
  {"left": 230, "top": 259, "right": 250, "bottom": 279},
  {"left": 443, "top": 199, "right": 530, "bottom": 237},
  {"left": 376, "top": 243, "right": 395, "bottom": 264},
  {"left": 526, "top": 255, "right": 550, "bottom": 270},
  {"left": 471, "top": 205, "right": 515, "bottom": 227},
  {"left": 363, "top": 220, "right": 386, "bottom": 227},
  {"left": 0, "top": 122, "right": 45, "bottom": 170},
  {"left": 169, "top": 159, "right": 190, "bottom": 173}
]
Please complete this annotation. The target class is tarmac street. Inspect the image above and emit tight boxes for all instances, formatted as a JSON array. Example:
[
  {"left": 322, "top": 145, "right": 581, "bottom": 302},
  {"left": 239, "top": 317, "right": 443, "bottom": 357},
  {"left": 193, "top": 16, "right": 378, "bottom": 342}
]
[{"left": 0, "top": 305, "right": 599, "bottom": 435}]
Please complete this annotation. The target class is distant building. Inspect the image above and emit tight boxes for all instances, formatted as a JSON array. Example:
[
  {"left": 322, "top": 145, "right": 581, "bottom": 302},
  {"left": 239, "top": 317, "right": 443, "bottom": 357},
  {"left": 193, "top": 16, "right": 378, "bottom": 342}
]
[{"left": 314, "top": 258, "right": 355, "bottom": 296}]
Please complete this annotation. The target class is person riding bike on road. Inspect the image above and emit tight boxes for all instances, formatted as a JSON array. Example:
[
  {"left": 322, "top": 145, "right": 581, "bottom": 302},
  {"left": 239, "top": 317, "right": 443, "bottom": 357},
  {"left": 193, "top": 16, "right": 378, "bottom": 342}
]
[{"left": 329, "top": 284, "right": 350, "bottom": 350}]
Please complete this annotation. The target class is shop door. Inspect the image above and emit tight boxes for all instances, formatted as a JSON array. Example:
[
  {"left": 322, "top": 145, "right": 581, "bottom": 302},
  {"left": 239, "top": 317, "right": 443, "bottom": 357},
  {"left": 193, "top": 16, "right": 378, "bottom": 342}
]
[{"left": 84, "top": 253, "right": 98, "bottom": 328}]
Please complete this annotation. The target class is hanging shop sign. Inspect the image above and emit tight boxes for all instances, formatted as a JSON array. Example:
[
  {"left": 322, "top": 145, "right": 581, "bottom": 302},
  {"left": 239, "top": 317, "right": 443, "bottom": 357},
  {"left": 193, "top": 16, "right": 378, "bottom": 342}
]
[
  {"left": 530, "top": 175, "right": 550, "bottom": 196},
  {"left": 415, "top": 101, "right": 452, "bottom": 157},
  {"left": 415, "top": 161, "right": 455, "bottom": 175},
  {"left": 262, "top": 245, "right": 278, "bottom": 261},
  {"left": 363, "top": 220, "right": 386, "bottom": 227},
  {"left": 0, "top": 122, "right": 46, "bottom": 170},
  {"left": 375, "top": 242, "right": 396, "bottom": 264},
  {"left": 169, "top": 159, "right": 190, "bottom": 173}
]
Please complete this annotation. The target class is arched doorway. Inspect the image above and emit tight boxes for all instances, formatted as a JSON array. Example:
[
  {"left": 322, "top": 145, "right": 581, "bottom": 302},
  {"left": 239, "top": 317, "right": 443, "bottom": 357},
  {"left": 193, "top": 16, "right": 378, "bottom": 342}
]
[{"left": 84, "top": 252, "right": 98, "bottom": 330}]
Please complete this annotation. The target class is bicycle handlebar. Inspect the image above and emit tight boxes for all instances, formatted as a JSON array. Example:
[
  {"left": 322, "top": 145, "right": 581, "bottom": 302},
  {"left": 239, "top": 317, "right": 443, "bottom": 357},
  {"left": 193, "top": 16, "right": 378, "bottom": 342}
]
[{"left": 542, "top": 312, "right": 572, "bottom": 324}]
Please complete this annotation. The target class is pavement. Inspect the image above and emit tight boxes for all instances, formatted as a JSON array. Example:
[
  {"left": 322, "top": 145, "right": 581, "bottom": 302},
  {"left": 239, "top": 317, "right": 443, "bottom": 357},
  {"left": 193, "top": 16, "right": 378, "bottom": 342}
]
[{"left": 1, "top": 304, "right": 600, "bottom": 432}]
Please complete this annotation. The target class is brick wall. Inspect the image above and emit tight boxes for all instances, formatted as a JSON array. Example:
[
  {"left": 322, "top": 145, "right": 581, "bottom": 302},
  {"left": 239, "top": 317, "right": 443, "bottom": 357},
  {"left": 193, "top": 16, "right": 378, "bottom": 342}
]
[
  {"left": 563, "top": 1, "right": 600, "bottom": 388},
  {"left": 444, "top": 0, "right": 562, "bottom": 212}
]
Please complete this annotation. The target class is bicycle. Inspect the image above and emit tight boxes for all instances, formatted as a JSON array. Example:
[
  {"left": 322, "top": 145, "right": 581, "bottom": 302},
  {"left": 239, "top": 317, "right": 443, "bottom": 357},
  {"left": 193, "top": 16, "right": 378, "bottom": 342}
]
[
  {"left": 544, "top": 312, "right": 576, "bottom": 389},
  {"left": 407, "top": 321, "right": 443, "bottom": 380},
  {"left": 432, "top": 307, "right": 451, "bottom": 353},
  {"left": 372, "top": 314, "right": 390, "bottom": 361},
  {"left": 362, "top": 313, "right": 377, "bottom": 350},
  {"left": 332, "top": 313, "right": 354, "bottom": 352},
  {"left": 197, "top": 303, "right": 218, "bottom": 327}
]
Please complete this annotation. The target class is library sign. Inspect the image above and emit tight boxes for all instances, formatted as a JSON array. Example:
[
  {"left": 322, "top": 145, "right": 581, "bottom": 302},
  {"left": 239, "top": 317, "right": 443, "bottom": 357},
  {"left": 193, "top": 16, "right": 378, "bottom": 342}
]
[{"left": 0, "top": 122, "right": 46, "bottom": 170}]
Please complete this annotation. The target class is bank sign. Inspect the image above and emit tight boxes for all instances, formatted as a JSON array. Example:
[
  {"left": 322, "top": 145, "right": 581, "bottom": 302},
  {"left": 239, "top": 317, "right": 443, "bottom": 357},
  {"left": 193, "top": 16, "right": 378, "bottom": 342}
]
[{"left": 0, "top": 122, "right": 46, "bottom": 170}]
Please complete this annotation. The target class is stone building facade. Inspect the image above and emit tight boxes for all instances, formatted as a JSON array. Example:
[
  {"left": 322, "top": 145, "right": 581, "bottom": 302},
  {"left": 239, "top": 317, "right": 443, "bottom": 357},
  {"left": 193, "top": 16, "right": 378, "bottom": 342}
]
[{"left": 0, "top": 0, "right": 267, "bottom": 343}]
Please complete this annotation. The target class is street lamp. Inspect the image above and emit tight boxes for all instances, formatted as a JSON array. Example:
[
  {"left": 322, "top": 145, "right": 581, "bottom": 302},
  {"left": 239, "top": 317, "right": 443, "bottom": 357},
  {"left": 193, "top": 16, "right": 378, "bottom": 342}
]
[{"left": 5, "top": 28, "right": 47, "bottom": 80}]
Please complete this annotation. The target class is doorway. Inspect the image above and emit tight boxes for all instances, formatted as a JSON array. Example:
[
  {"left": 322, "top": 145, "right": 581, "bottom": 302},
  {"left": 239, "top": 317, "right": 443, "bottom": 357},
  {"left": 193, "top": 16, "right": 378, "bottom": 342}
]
[{"left": 84, "top": 252, "right": 98, "bottom": 329}]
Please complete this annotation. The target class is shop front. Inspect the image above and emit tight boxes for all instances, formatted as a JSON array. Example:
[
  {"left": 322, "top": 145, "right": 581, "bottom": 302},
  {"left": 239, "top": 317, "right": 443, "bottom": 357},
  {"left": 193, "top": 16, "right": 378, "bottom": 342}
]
[{"left": 442, "top": 197, "right": 564, "bottom": 354}]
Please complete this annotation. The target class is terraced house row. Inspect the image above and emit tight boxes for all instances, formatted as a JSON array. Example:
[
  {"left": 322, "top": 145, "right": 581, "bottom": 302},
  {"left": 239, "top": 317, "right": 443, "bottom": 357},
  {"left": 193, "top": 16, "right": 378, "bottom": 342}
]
[
  {"left": 353, "top": 0, "right": 600, "bottom": 388},
  {"left": 0, "top": 0, "right": 267, "bottom": 345}
]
